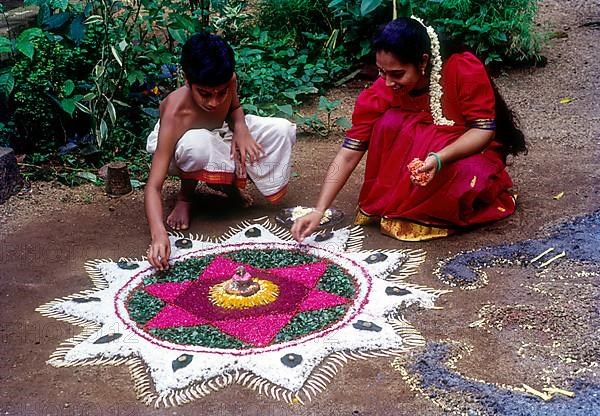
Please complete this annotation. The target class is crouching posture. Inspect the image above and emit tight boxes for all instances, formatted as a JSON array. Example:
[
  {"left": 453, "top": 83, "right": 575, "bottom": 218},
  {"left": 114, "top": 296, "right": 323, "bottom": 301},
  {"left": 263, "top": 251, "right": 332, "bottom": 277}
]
[{"left": 145, "top": 32, "right": 296, "bottom": 270}]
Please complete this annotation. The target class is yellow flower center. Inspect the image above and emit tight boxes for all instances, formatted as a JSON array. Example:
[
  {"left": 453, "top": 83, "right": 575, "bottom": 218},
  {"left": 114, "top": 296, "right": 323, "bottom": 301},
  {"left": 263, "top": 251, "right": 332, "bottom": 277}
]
[{"left": 209, "top": 279, "right": 279, "bottom": 310}]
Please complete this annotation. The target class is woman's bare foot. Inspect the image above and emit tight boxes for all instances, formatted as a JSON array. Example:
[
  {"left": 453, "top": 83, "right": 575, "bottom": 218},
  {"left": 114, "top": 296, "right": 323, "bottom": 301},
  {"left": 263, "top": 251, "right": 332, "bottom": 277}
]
[{"left": 166, "top": 198, "right": 192, "bottom": 230}]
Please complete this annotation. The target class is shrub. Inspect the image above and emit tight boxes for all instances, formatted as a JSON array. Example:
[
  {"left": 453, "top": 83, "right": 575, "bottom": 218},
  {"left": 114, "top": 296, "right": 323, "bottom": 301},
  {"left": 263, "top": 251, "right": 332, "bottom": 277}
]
[{"left": 412, "top": 0, "right": 543, "bottom": 65}]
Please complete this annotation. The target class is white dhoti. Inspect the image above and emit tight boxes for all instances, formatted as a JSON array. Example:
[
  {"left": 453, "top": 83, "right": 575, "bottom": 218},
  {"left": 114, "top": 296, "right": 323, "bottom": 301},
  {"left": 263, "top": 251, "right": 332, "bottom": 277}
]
[{"left": 147, "top": 115, "right": 296, "bottom": 203}]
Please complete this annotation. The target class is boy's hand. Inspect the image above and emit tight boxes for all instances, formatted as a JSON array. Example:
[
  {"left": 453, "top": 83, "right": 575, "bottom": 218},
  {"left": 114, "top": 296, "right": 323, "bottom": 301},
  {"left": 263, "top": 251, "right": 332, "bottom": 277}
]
[
  {"left": 231, "top": 130, "right": 264, "bottom": 176},
  {"left": 147, "top": 233, "right": 171, "bottom": 271},
  {"left": 291, "top": 211, "right": 321, "bottom": 242}
]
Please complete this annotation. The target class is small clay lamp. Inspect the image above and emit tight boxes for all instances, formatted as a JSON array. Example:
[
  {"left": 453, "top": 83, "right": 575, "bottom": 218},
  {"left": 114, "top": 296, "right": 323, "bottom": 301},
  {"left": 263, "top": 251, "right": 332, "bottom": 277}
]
[{"left": 224, "top": 266, "right": 260, "bottom": 297}]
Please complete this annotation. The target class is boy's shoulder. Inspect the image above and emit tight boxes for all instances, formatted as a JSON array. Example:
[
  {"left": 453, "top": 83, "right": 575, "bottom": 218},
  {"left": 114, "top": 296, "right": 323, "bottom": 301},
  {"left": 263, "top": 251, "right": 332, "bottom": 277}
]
[{"left": 159, "top": 87, "right": 193, "bottom": 123}]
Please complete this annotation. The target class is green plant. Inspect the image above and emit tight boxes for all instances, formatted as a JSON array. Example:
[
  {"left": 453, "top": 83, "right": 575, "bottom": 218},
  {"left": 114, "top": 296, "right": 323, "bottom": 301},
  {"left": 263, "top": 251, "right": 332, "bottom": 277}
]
[
  {"left": 235, "top": 28, "right": 351, "bottom": 116},
  {"left": 413, "top": 0, "right": 542, "bottom": 65},
  {"left": 256, "top": 0, "right": 334, "bottom": 45},
  {"left": 327, "top": 0, "right": 393, "bottom": 59},
  {"left": 296, "top": 95, "right": 351, "bottom": 137},
  {"left": 8, "top": 35, "right": 90, "bottom": 153}
]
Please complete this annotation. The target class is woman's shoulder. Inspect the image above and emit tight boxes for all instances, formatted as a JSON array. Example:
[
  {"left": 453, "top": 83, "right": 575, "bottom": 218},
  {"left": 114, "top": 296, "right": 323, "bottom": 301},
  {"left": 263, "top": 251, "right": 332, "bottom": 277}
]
[
  {"left": 445, "top": 51, "right": 486, "bottom": 74},
  {"left": 355, "top": 77, "right": 396, "bottom": 110}
]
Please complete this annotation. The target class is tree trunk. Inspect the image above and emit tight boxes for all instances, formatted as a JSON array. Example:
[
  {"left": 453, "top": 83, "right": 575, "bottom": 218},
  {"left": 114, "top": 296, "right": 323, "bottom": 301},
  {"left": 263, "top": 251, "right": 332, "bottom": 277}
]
[
  {"left": 0, "top": 147, "right": 23, "bottom": 204},
  {"left": 105, "top": 161, "right": 132, "bottom": 197}
]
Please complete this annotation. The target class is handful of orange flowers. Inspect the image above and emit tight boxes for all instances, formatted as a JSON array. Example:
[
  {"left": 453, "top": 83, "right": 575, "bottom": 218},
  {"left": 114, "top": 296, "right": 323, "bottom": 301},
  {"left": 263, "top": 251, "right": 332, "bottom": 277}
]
[{"left": 407, "top": 158, "right": 432, "bottom": 186}]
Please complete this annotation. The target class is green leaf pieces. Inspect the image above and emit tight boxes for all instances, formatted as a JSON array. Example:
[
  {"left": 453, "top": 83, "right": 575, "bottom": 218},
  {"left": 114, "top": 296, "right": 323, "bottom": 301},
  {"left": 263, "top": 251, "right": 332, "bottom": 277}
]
[
  {"left": 317, "top": 264, "right": 356, "bottom": 298},
  {"left": 151, "top": 325, "right": 250, "bottom": 349},
  {"left": 226, "top": 249, "right": 318, "bottom": 268},
  {"left": 126, "top": 290, "right": 164, "bottom": 325},
  {"left": 274, "top": 306, "right": 347, "bottom": 343},
  {"left": 143, "top": 256, "right": 215, "bottom": 285}
]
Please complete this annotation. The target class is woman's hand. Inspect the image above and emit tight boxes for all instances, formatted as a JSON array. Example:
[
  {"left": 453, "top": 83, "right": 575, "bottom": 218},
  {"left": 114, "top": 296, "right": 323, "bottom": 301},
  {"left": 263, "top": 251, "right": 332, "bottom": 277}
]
[
  {"left": 147, "top": 233, "right": 171, "bottom": 271},
  {"left": 412, "top": 154, "right": 438, "bottom": 186},
  {"left": 291, "top": 211, "right": 322, "bottom": 242}
]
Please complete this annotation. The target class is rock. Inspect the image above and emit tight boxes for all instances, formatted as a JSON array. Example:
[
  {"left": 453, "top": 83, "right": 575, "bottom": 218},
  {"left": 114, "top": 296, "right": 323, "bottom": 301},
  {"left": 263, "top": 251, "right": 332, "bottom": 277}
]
[{"left": 0, "top": 147, "right": 24, "bottom": 204}]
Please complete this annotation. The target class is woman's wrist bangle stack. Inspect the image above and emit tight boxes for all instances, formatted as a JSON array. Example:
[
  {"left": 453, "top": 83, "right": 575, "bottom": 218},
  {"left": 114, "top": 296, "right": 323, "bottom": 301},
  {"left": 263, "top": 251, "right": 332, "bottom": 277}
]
[
  {"left": 428, "top": 152, "right": 442, "bottom": 172},
  {"left": 312, "top": 208, "right": 324, "bottom": 216}
]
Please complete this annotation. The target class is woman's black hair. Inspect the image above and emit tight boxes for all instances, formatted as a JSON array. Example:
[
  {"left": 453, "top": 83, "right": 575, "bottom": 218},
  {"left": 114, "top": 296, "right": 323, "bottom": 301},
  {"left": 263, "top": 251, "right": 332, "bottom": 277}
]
[
  {"left": 373, "top": 18, "right": 527, "bottom": 158},
  {"left": 373, "top": 18, "right": 431, "bottom": 69},
  {"left": 181, "top": 32, "right": 235, "bottom": 87}
]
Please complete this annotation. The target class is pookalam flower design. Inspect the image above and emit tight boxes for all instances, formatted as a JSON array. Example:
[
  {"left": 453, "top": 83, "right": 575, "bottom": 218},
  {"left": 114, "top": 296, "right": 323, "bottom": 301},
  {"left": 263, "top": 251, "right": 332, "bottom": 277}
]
[{"left": 37, "top": 220, "right": 445, "bottom": 407}]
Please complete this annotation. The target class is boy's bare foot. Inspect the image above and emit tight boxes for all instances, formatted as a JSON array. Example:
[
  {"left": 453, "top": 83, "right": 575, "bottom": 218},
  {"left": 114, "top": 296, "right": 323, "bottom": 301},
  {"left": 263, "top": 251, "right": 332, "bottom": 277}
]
[
  {"left": 208, "top": 184, "right": 253, "bottom": 208},
  {"left": 166, "top": 197, "right": 192, "bottom": 230},
  {"left": 230, "top": 187, "right": 254, "bottom": 208}
]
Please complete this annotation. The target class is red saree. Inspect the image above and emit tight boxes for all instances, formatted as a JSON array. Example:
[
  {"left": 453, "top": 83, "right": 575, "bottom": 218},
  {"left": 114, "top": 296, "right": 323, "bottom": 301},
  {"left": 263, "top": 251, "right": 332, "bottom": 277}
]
[{"left": 345, "top": 52, "right": 515, "bottom": 240}]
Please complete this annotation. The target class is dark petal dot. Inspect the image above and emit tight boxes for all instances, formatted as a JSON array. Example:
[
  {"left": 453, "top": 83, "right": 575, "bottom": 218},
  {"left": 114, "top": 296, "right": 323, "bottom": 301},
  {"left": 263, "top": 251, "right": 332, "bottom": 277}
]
[
  {"left": 245, "top": 227, "right": 262, "bottom": 238},
  {"left": 352, "top": 320, "right": 382, "bottom": 332},
  {"left": 172, "top": 354, "right": 193, "bottom": 372},
  {"left": 364, "top": 252, "right": 388, "bottom": 264},
  {"left": 117, "top": 260, "right": 139, "bottom": 270},
  {"left": 314, "top": 231, "right": 334, "bottom": 242},
  {"left": 71, "top": 297, "right": 101, "bottom": 303},
  {"left": 281, "top": 353, "right": 303, "bottom": 367},
  {"left": 175, "top": 238, "right": 193, "bottom": 249},
  {"left": 94, "top": 333, "right": 122, "bottom": 344},
  {"left": 385, "top": 286, "right": 411, "bottom": 296}
]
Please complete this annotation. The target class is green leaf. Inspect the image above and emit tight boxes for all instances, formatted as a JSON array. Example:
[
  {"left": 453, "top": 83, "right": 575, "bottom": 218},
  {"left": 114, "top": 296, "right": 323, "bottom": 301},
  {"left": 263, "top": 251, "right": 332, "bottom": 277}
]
[
  {"left": 118, "top": 39, "right": 128, "bottom": 51},
  {"left": 84, "top": 15, "right": 103, "bottom": 25},
  {"left": 60, "top": 98, "right": 76, "bottom": 115},
  {"left": 99, "top": 119, "right": 108, "bottom": 145},
  {"left": 24, "top": 0, "right": 44, "bottom": 8},
  {"left": 76, "top": 171, "right": 98, "bottom": 183},
  {"left": 318, "top": 95, "right": 331, "bottom": 111},
  {"left": 276, "top": 104, "right": 293, "bottom": 116},
  {"left": 93, "top": 64, "right": 105, "bottom": 79},
  {"left": 130, "top": 179, "right": 145, "bottom": 189},
  {"left": 17, "top": 27, "right": 43, "bottom": 41},
  {"left": 105, "top": 96, "right": 116, "bottom": 124},
  {"left": 110, "top": 45, "right": 123, "bottom": 67},
  {"left": 334, "top": 117, "right": 352, "bottom": 129},
  {"left": 62, "top": 79, "right": 75, "bottom": 96},
  {"left": 0, "top": 72, "right": 15, "bottom": 96},
  {"left": 44, "top": 12, "right": 71, "bottom": 30},
  {"left": 68, "top": 15, "right": 86, "bottom": 44},
  {"left": 112, "top": 99, "right": 130, "bottom": 107},
  {"left": 15, "top": 40, "right": 34, "bottom": 59},
  {"left": 74, "top": 101, "right": 91, "bottom": 114},
  {"left": 50, "top": 0, "right": 69, "bottom": 11},
  {"left": 0, "top": 36, "right": 12, "bottom": 54},
  {"left": 168, "top": 28, "right": 188, "bottom": 45},
  {"left": 126, "top": 70, "right": 145, "bottom": 86},
  {"left": 360, "top": 0, "right": 383, "bottom": 16},
  {"left": 37, "top": 3, "right": 50, "bottom": 25}
]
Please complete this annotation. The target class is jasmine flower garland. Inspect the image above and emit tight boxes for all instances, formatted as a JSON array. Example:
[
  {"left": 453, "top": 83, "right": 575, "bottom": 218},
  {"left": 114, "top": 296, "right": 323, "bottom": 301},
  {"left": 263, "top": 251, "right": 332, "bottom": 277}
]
[{"left": 411, "top": 15, "right": 455, "bottom": 126}]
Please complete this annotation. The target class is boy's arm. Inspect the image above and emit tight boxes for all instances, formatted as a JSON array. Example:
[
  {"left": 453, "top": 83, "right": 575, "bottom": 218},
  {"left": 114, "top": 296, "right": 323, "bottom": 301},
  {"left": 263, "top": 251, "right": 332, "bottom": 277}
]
[
  {"left": 144, "top": 107, "right": 179, "bottom": 270},
  {"left": 227, "top": 75, "right": 264, "bottom": 174}
]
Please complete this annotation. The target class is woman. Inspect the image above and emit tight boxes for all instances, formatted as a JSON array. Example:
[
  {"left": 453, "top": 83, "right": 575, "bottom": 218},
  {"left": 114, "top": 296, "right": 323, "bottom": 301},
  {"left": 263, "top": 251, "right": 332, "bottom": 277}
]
[{"left": 291, "top": 17, "right": 526, "bottom": 242}]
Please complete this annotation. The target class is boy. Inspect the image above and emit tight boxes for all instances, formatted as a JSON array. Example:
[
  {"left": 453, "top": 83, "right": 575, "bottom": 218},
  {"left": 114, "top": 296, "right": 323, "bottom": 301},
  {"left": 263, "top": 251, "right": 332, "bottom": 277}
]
[{"left": 145, "top": 33, "right": 296, "bottom": 270}]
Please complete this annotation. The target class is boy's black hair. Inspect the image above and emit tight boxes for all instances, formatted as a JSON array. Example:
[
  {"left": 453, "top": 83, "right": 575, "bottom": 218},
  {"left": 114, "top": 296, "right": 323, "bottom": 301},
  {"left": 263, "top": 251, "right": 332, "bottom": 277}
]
[
  {"left": 181, "top": 32, "right": 235, "bottom": 87},
  {"left": 373, "top": 18, "right": 527, "bottom": 159}
]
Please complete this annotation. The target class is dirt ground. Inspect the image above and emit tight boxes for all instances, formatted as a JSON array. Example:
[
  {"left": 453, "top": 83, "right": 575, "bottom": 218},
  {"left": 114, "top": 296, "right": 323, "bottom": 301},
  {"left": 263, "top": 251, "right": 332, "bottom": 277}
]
[{"left": 1, "top": 1, "right": 599, "bottom": 415}]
